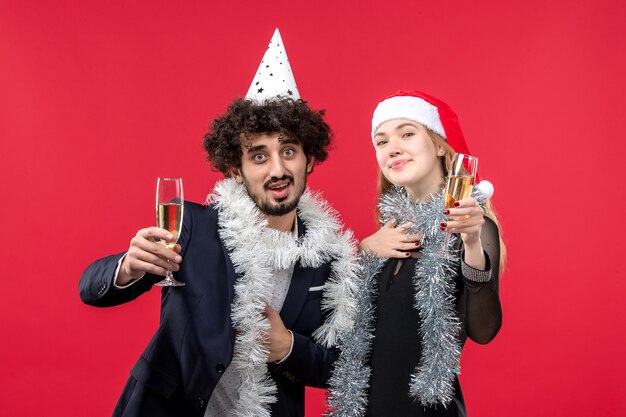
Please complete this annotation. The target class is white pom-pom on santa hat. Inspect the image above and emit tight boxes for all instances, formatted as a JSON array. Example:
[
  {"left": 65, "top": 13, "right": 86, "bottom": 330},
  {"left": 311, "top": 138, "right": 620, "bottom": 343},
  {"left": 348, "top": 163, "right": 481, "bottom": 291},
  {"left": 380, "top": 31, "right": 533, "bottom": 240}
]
[{"left": 474, "top": 180, "right": 494, "bottom": 199}]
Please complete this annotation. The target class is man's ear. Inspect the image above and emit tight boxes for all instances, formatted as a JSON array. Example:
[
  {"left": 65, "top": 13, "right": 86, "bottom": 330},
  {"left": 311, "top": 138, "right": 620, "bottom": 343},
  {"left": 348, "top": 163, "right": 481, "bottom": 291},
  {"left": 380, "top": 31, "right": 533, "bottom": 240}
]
[
  {"left": 306, "top": 157, "right": 316, "bottom": 174},
  {"left": 228, "top": 166, "right": 243, "bottom": 183}
]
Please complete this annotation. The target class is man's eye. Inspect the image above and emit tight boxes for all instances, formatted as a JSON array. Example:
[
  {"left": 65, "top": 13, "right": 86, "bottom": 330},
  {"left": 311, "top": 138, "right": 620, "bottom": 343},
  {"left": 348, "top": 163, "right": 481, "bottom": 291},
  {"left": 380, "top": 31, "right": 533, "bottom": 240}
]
[
  {"left": 253, "top": 154, "right": 266, "bottom": 162},
  {"left": 283, "top": 148, "right": 295, "bottom": 157}
]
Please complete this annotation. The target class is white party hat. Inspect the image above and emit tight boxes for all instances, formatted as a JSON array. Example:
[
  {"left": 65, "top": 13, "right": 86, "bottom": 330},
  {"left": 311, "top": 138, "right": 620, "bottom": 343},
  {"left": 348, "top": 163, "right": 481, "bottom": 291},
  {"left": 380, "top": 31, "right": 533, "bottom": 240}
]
[{"left": 245, "top": 28, "right": 300, "bottom": 102}]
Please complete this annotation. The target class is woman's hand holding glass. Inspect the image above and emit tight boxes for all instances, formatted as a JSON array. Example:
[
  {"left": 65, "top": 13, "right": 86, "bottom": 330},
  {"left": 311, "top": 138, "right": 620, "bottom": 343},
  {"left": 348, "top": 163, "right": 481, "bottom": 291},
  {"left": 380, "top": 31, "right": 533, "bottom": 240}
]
[
  {"left": 440, "top": 197, "right": 484, "bottom": 243},
  {"left": 440, "top": 197, "right": 487, "bottom": 269}
]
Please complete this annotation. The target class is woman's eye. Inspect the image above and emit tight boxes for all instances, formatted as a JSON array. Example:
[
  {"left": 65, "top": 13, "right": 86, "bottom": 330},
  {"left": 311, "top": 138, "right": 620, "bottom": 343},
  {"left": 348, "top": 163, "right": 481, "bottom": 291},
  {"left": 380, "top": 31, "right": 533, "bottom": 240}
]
[
  {"left": 376, "top": 139, "right": 387, "bottom": 147},
  {"left": 402, "top": 132, "right": 415, "bottom": 138}
]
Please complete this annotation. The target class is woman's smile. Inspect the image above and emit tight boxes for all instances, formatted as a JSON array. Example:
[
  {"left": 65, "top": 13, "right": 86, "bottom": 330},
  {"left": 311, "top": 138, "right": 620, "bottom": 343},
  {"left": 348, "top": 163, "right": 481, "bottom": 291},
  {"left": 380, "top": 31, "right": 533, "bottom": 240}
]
[{"left": 389, "top": 159, "right": 412, "bottom": 170}]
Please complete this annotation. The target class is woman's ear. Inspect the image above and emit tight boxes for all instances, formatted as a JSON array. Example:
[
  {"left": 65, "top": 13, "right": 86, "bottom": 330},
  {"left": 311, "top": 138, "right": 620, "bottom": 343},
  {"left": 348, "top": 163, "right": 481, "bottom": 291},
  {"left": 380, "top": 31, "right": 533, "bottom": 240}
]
[{"left": 437, "top": 146, "right": 446, "bottom": 157}]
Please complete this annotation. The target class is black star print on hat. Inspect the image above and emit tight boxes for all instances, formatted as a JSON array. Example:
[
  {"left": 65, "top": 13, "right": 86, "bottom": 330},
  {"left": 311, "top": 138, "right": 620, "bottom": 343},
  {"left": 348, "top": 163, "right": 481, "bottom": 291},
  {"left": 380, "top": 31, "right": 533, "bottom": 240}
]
[{"left": 245, "top": 28, "right": 300, "bottom": 102}]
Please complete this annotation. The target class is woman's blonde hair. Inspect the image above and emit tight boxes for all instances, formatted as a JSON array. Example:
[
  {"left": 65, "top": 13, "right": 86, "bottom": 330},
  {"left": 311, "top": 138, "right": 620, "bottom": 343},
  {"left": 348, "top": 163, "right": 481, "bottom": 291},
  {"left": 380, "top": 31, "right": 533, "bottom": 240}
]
[{"left": 376, "top": 127, "right": 507, "bottom": 273}]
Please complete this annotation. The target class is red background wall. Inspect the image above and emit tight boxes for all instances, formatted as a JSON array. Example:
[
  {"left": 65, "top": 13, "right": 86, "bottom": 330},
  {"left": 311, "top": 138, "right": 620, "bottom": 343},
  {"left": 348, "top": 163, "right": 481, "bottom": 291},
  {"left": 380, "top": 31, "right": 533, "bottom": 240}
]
[{"left": 1, "top": 1, "right": 625, "bottom": 415}]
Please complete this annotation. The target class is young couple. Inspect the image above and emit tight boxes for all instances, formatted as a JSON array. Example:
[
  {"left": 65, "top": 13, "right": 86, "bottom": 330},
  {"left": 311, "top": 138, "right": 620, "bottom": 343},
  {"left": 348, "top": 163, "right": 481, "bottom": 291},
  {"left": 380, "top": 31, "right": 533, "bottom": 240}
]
[{"left": 80, "top": 30, "right": 504, "bottom": 417}]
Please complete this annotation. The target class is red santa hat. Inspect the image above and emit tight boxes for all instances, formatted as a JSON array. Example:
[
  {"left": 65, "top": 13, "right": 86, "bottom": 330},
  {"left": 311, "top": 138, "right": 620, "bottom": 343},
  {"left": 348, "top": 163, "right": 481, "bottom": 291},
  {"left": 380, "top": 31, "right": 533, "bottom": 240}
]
[
  {"left": 371, "top": 90, "right": 493, "bottom": 196},
  {"left": 371, "top": 90, "right": 472, "bottom": 154}
]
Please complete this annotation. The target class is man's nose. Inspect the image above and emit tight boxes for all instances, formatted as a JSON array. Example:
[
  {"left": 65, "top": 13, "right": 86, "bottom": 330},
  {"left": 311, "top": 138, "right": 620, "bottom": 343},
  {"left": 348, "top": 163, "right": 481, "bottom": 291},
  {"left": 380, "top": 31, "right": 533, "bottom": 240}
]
[{"left": 269, "top": 156, "right": 286, "bottom": 178}]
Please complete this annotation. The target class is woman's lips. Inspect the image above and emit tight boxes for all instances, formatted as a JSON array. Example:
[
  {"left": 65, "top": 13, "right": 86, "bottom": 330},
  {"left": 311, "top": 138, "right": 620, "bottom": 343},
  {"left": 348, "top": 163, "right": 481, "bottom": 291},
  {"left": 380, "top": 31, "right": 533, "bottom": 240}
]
[{"left": 390, "top": 159, "right": 411, "bottom": 170}]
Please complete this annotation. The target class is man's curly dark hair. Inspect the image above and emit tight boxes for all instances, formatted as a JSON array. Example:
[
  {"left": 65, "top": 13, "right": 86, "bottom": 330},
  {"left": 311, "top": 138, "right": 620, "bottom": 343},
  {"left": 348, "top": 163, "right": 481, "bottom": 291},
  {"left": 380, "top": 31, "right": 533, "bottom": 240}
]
[{"left": 203, "top": 97, "right": 332, "bottom": 175}]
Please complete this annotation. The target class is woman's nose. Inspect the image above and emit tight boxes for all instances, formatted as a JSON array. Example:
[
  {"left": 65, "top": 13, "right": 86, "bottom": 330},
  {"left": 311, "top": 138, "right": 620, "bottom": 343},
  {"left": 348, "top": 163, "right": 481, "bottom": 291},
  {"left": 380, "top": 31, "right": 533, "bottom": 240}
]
[{"left": 387, "top": 138, "right": 402, "bottom": 156}]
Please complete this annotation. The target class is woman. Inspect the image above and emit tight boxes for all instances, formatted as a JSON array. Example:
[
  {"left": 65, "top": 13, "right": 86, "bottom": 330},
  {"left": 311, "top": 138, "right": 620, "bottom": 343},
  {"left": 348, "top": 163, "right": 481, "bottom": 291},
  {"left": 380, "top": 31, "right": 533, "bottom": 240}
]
[{"left": 327, "top": 91, "right": 504, "bottom": 417}]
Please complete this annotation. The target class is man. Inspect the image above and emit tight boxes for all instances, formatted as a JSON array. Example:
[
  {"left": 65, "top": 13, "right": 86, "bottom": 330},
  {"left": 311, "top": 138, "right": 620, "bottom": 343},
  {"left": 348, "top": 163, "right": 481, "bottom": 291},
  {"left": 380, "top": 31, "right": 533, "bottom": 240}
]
[{"left": 79, "top": 29, "right": 358, "bottom": 417}]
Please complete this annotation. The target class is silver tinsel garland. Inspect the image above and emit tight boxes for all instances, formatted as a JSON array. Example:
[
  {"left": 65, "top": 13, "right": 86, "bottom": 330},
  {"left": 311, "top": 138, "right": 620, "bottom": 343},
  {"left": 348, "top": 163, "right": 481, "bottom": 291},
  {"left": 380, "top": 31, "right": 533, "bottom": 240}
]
[
  {"left": 327, "top": 188, "right": 488, "bottom": 415},
  {"left": 325, "top": 254, "right": 385, "bottom": 417},
  {"left": 210, "top": 179, "right": 359, "bottom": 417},
  {"left": 380, "top": 190, "right": 462, "bottom": 407}
]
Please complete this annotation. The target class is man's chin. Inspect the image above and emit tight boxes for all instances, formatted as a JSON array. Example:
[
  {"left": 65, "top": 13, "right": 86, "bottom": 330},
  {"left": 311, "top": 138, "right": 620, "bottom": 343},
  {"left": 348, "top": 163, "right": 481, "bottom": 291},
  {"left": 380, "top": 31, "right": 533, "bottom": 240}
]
[{"left": 259, "top": 198, "right": 299, "bottom": 217}]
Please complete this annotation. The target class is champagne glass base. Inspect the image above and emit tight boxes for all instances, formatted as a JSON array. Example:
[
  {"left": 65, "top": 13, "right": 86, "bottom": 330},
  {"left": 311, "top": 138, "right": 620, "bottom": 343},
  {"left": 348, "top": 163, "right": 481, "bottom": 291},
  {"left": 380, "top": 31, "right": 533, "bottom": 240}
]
[
  {"left": 434, "top": 250, "right": 460, "bottom": 261},
  {"left": 155, "top": 278, "right": 185, "bottom": 287},
  {"left": 154, "top": 272, "right": 185, "bottom": 287}
]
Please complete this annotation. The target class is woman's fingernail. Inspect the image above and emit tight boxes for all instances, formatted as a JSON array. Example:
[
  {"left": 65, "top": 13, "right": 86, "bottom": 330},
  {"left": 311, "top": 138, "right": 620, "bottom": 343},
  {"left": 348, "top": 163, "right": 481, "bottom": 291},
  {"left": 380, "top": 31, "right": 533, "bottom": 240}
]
[
  {"left": 453, "top": 202, "right": 460, "bottom": 207},
  {"left": 443, "top": 209, "right": 450, "bottom": 215},
  {"left": 440, "top": 222, "right": 447, "bottom": 228},
  {"left": 405, "top": 252, "right": 411, "bottom": 257},
  {"left": 415, "top": 242, "right": 421, "bottom": 247}
]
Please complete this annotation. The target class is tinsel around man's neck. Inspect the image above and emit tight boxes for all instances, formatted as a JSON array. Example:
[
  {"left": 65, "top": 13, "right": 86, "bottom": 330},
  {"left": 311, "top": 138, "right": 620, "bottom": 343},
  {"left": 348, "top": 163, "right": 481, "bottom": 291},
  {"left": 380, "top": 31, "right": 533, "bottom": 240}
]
[{"left": 207, "top": 178, "right": 360, "bottom": 417}]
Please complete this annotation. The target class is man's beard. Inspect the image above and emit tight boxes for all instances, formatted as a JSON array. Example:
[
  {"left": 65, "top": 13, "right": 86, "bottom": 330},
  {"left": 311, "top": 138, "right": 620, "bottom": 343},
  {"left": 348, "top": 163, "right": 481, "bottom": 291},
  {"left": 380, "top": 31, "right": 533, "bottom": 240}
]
[{"left": 243, "top": 174, "right": 306, "bottom": 217}]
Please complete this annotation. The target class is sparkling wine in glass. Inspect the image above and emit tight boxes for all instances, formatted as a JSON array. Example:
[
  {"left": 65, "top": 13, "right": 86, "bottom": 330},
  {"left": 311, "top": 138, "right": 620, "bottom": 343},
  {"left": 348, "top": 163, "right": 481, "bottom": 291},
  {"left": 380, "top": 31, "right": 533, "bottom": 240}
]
[
  {"left": 155, "top": 178, "right": 185, "bottom": 287},
  {"left": 441, "top": 153, "right": 478, "bottom": 254}
]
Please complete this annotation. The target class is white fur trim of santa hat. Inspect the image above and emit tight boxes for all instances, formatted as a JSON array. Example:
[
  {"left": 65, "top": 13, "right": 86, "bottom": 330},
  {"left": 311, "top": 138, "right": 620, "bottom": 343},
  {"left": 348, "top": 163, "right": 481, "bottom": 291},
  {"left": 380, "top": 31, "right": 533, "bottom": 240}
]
[{"left": 371, "top": 96, "right": 446, "bottom": 143}]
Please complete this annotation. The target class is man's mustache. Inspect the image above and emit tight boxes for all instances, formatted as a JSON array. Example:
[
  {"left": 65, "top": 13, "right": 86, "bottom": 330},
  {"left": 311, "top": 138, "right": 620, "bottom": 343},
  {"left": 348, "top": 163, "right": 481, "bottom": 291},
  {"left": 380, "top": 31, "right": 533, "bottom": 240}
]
[{"left": 264, "top": 176, "right": 294, "bottom": 190}]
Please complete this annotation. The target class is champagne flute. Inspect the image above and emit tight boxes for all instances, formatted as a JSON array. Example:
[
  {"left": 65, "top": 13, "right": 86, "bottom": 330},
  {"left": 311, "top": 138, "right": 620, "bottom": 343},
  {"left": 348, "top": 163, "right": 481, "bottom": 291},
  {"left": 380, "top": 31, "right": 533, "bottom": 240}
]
[
  {"left": 155, "top": 178, "right": 185, "bottom": 287},
  {"left": 440, "top": 153, "right": 478, "bottom": 256}
]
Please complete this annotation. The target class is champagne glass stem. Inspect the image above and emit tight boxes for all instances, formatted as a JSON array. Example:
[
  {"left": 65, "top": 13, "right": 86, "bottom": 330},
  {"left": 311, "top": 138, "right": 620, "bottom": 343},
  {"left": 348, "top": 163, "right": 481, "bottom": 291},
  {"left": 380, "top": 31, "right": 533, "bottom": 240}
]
[
  {"left": 164, "top": 267, "right": 175, "bottom": 285},
  {"left": 156, "top": 259, "right": 183, "bottom": 287},
  {"left": 442, "top": 230, "right": 452, "bottom": 249}
]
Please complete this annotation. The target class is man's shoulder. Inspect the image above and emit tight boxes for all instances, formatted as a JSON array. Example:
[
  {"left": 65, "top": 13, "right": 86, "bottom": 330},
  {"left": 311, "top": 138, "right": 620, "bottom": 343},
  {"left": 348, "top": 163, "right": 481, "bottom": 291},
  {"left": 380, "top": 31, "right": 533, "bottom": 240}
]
[
  {"left": 183, "top": 200, "right": 219, "bottom": 225},
  {"left": 183, "top": 200, "right": 217, "bottom": 211}
]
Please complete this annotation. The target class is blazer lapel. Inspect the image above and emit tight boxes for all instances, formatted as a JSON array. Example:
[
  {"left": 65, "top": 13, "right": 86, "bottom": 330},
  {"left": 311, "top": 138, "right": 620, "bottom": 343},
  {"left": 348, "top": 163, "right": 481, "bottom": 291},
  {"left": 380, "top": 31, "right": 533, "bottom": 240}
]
[
  {"left": 280, "top": 216, "right": 317, "bottom": 329},
  {"left": 218, "top": 213, "right": 318, "bottom": 328},
  {"left": 218, "top": 232, "right": 238, "bottom": 307}
]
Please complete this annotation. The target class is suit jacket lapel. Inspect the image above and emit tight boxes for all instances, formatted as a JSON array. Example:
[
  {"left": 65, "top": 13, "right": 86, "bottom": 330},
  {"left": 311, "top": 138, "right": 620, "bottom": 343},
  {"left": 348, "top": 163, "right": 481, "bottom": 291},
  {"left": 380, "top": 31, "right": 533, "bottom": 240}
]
[
  {"left": 218, "top": 232, "right": 238, "bottom": 307},
  {"left": 218, "top": 213, "right": 317, "bottom": 329},
  {"left": 280, "top": 216, "right": 317, "bottom": 329}
]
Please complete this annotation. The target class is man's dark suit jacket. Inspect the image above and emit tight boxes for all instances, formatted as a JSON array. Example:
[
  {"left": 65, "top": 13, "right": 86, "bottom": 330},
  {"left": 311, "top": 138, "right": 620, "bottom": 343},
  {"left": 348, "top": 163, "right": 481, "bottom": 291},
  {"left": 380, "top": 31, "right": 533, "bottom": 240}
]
[{"left": 80, "top": 201, "right": 337, "bottom": 417}]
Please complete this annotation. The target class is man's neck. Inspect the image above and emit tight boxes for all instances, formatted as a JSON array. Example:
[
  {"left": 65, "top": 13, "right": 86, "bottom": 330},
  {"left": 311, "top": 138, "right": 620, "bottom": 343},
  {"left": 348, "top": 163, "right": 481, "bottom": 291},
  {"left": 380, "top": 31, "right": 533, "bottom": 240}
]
[{"left": 264, "top": 210, "right": 296, "bottom": 232}]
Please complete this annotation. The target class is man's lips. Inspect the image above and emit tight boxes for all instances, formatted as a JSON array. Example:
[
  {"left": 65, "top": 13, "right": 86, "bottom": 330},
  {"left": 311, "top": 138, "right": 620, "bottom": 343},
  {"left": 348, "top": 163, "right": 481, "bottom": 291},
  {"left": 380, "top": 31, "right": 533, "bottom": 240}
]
[
  {"left": 267, "top": 180, "right": 290, "bottom": 190},
  {"left": 266, "top": 180, "right": 291, "bottom": 198},
  {"left": 390, "top": 159, "right": 411, "bottom": 170}
]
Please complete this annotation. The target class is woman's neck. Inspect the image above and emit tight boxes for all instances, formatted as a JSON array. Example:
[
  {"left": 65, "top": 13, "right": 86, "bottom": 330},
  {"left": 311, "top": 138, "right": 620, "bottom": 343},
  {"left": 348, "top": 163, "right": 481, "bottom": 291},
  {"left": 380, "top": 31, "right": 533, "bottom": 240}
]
[
  {"left": 405, "top": 183, "right": 441, "bottom": 201},
  {"left": 404, "top": 171, "right": 444, "bottom": 202}
]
